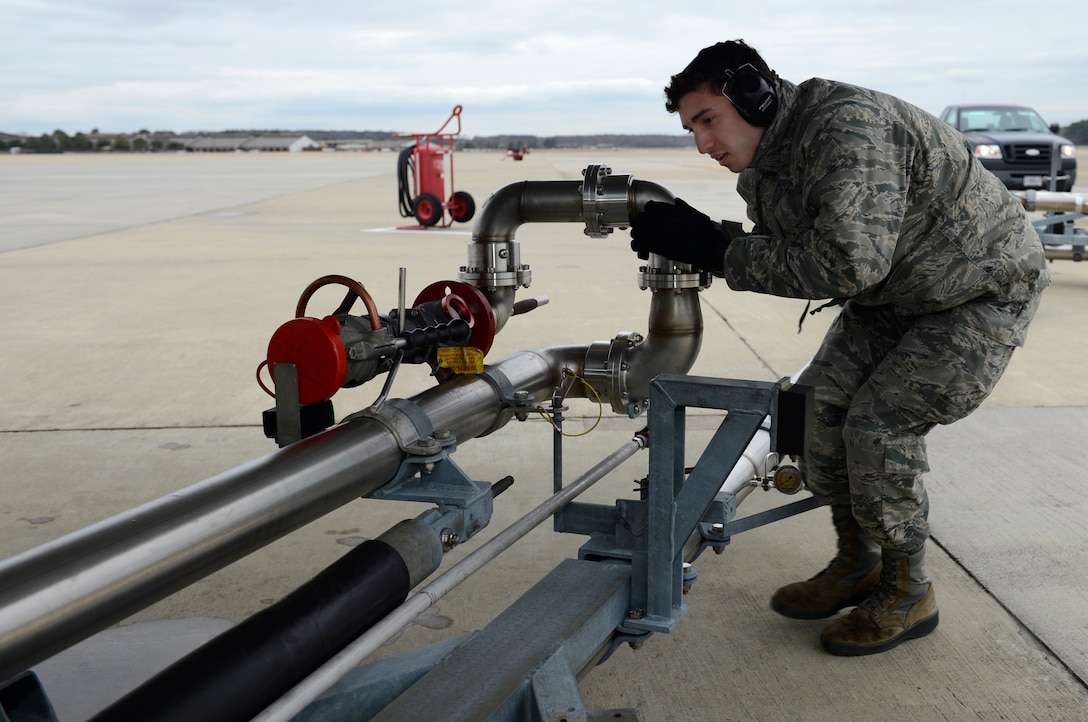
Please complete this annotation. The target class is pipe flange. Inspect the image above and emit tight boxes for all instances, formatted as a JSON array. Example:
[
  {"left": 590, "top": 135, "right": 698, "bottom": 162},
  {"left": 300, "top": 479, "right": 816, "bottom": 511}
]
[
  {"left": 460, "top": 238, "right": 532, "bottom": 291},
  {"left": 581, "top": 164, "right": 634, "bottom": 239},
  {"left": 457, "top": 267, "right": 532, "bottom": 291},
  {"left": 638, "top": 255, "right": 712, "bottom": 290},
  {"left": 583, "top": 332, "right": 647, "bottom": 417},
  {"left": 637, "top": 265, "right": 712, "bottom": 291}
]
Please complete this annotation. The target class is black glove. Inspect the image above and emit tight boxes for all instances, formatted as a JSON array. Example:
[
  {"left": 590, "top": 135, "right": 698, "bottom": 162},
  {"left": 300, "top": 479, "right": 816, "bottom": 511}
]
[{"left": 629, "top": 198, "right": 729, "bottom": 274}]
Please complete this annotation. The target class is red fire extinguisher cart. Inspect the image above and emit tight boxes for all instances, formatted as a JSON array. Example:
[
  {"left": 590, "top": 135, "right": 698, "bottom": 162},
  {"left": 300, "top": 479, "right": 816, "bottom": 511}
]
[{"left": 395, "top": 105, "right": 475, "bottom": 229}]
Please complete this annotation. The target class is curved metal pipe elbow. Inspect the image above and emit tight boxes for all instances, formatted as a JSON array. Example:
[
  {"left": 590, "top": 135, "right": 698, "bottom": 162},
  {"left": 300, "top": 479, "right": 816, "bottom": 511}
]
[
  {"left": 465, "top": 172, "right": 678, "bottom": 332},
  {"left": 626, "top": 288, "right": 703, "bottom": 395},
  {"left": 472, "top": 180, "right": 586, "bottom": 243},
  {"left": 463, "top": 180, "right": 586, "bottom": 331},
  {"left": 626, "top": 178, "right": 676, "bottom": 217},
  {"left": 470, "top": 174, "right": 674, "bottom": 242},
  {"left": 582, "top": 288, "right": 703, "bottom": 417}
]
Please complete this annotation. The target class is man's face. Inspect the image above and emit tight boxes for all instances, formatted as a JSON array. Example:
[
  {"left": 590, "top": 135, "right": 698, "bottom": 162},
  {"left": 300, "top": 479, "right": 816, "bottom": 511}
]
[{"left": 678, "top": 84, "right": 766, "bottom": 173}]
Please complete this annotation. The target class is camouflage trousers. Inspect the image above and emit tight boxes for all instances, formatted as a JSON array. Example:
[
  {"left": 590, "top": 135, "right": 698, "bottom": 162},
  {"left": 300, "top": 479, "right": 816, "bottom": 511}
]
[{"left": 796, "top": 299, "right": 1025, "bottom": 554}]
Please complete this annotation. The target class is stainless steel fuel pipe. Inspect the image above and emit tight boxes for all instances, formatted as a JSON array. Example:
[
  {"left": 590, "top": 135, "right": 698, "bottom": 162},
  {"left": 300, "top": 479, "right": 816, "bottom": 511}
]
[{"left": 0, "top": 164, "right": 709, "bottom": 682}]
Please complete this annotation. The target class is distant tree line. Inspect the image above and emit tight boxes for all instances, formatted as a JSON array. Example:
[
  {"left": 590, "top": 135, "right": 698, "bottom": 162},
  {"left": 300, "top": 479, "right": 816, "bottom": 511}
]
[
  {"left": 1064, "top": 120, "right": 1088, "bottom": 145},
  {"left": 1, "top": 129, "right": 187, "bottom": 153},
  {"left": 1, "top": 128, "right": 693, "bottom": 153},
  {"left": 5, "top": 122, "right": 1087, "bottom": 153}
]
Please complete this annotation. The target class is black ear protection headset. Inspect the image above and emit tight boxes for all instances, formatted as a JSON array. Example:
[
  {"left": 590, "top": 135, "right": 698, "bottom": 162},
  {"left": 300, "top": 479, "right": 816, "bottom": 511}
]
[
  {"left": 715, "top": 63, "right": 779, "bottom": 127},
  {"left": 722, "top": 64, "right": 783, "bottom": 126}
]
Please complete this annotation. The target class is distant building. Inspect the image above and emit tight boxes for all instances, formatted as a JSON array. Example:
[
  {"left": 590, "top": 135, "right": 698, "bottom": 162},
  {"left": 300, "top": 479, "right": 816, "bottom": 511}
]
[
  {"left": 186, "top": 134, "right": 319, "bottom": 153},
  {"left": 319, "top": 138, "right": 407, "bottom": 152}
]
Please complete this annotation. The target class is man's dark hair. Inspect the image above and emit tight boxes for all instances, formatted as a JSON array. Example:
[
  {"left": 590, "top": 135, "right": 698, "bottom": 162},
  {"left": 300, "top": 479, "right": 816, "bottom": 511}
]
[{"left": 664, "top": 39, "right": 775, "bottom": 113}]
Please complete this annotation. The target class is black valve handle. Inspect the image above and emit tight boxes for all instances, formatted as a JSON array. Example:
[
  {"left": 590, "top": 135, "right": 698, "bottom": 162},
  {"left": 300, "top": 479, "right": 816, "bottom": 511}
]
[{"left": 398, "top": 318, "right": 472, "bottom": 349}]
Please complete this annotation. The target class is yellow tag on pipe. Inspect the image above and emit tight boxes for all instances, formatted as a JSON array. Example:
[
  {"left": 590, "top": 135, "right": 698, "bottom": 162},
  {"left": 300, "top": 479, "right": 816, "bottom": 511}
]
[{"left": 436, "top": 347, "right": 485, "bottom": 374}]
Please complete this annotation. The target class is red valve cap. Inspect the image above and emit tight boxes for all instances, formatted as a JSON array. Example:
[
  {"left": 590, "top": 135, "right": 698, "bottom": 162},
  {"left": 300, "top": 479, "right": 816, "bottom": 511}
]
[{"left": 266, "top": 316, "right": 346, "bottom": 404}]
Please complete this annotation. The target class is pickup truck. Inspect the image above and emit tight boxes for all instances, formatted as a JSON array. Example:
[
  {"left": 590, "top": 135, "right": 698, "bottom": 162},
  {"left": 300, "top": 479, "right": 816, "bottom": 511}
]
[{"left": 939, "top": 104, "right": 1077, "bottom": 192}]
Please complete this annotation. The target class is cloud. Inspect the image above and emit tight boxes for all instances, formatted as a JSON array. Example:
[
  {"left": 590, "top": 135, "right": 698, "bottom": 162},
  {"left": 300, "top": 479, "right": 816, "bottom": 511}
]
[{"left": 2, "top": 0, "right": 1086, "bottom": 136}]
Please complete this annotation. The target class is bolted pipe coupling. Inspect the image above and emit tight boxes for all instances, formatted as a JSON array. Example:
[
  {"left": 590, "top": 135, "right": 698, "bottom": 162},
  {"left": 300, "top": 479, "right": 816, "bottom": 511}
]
[
  {"left": 581, "top": 164, "right": 634, "bottom": 238},
  {"left": 459, "top": 237, "right": 532, "bottom": 293},
  {"left": 637, "top": 254, "right": 713, "bottom": 292},
  {"left": 581, "top": 165, "right": 710, "bottom": 288},
  {"left": 583, "top": 332, "right": 645, "bottom": 417}
]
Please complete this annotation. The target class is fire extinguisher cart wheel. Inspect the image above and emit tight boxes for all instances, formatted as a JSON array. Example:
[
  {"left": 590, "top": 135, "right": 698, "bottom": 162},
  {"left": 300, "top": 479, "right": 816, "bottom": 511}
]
[
  {"left": 413, "top": 192, "right": 444, "bottom": 227},
  {"left": 448, "top": 190, "right": 475, "bottom": 223}
]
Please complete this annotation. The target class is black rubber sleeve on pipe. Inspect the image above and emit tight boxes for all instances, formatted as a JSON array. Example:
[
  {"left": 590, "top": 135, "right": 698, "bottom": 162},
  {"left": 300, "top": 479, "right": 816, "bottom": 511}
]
[{"left": 90, "top": 539, "right": 411, "bottom": 722}]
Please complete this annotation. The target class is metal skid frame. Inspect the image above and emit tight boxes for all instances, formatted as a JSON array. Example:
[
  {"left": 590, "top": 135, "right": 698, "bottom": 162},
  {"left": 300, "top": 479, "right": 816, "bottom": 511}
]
[
  {"left": 286, "top": 374, "right": 817, "bottom": 721},
  {"left": 1035, "top": 210, "right": 1087, "bottom": 259}
]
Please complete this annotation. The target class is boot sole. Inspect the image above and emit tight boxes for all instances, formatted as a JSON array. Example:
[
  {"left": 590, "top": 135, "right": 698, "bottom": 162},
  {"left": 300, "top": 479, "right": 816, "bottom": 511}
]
[{"left": 820, "top": 610, "right": 940, "bottom": 656}]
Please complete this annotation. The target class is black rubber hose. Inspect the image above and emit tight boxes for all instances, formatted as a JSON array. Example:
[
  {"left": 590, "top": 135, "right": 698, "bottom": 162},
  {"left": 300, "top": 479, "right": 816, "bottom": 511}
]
[
  {"left": 396, "top": 144, "right": 416, "bottom": 217},
  {"left": 90, "top": 539, "right": 410, "bottom": 722}
]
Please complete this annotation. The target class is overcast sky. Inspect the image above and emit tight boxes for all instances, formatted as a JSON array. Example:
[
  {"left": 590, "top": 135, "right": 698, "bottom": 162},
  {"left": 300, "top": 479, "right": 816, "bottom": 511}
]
[{"left": 4, "top": 0, "right": 1086, "bottom": 138}]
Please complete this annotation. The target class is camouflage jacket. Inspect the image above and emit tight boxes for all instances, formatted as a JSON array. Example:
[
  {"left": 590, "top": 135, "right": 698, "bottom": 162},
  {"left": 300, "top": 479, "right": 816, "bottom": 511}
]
[{"left": 723, "top": 77, "right": 1051, "bottom": 345}]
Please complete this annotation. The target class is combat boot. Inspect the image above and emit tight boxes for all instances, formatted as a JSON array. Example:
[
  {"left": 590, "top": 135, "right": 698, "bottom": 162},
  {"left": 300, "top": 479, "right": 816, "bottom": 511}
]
[
  {"left": 820, "top": 547, "right": 939, "bottom": 656},
  {"left": 770, "top": 507, "right": 881, "bottom": 620}
]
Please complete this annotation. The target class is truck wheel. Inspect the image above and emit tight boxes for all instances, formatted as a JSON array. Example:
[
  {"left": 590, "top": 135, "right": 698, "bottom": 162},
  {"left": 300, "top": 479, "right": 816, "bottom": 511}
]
[
  {"left": 413, "top": 193, "right": 443, "bottom": 226},
  {"left": 449, "top": 191, "right": 475, "bottom": 223}
]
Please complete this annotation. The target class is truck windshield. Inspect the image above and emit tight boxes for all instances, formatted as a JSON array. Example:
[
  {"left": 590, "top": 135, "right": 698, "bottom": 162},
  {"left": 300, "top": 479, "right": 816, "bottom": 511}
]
[{"left": 958, "top": 108, "right": 1051, "bottom": 133}]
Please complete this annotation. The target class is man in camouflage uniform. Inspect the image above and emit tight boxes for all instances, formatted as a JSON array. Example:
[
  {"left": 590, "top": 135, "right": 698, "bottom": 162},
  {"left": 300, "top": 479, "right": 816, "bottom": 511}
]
[{"left": 630, "top": 40, "right": 1050, "bottom": 655}]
